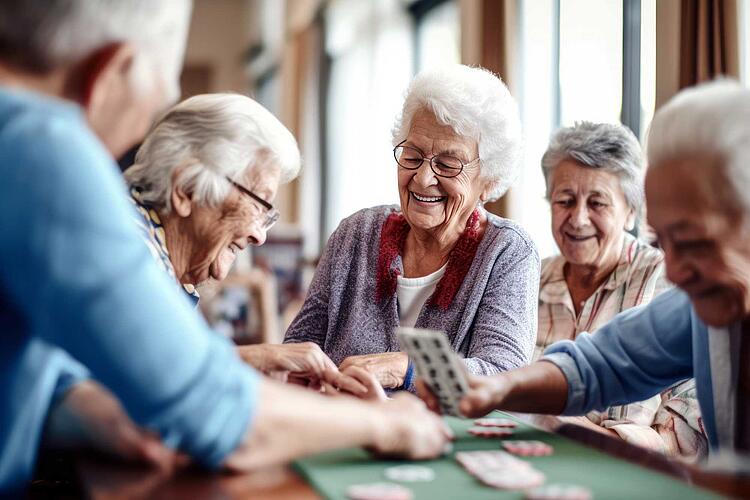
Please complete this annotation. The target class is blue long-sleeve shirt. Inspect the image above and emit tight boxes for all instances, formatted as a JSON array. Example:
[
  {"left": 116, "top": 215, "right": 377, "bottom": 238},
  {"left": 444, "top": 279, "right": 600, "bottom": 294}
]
[
  {"left": 543, "top": 288, "right": 723, "bottom": 451},
  {"left": 0, "top": 89, "right": 258, "bottom": 492}
]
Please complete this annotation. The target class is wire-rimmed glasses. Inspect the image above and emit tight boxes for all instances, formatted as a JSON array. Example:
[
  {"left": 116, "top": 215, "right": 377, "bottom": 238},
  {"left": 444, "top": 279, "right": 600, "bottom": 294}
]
[
  {"left": 393, "top": 140, "right": 480, "bottom": 178},
  {"left": 225, "top": 176, "right": 280, "bottom": 230}
]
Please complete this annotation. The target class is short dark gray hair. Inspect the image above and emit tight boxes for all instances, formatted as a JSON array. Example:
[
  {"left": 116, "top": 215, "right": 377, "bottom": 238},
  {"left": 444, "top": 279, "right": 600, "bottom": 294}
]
[{"left": 541, "top": 122, "right": 644, "bottom": 215}]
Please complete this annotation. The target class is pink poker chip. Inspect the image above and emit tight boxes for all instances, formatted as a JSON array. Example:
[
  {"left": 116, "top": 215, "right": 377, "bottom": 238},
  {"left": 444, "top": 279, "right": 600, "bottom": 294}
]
[
  {"left": 468, "top": 426, "right": 514, "bottom": 438},
  {"left": 473, "top": 417, "right": 518, "bottom": 428},
  {"left": 502, "top": 440, "right": 554, "bottom": 457}
]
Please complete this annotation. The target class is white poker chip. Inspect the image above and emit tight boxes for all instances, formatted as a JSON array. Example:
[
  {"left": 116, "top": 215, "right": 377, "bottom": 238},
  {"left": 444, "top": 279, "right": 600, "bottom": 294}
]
[
  {"left": 473, "top": 417, "right": 518, "bottom": 428},
  {"left": 524, "top": 483, "right": 593, "bottom": 500},
  {"left": 383, "top": 465, "right": 436, "bottom": 482},
  {"left": 346, "top": 482, "right": 413, "bottom": 500}
]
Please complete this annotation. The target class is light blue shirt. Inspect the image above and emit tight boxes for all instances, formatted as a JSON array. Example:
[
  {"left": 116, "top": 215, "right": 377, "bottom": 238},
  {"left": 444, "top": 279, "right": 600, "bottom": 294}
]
[
  {"left": 0, "top": 89, "right": 258, "bottom": 492},
  {"left": 543, "top": 288, "right": 723, "bottom": 451}
]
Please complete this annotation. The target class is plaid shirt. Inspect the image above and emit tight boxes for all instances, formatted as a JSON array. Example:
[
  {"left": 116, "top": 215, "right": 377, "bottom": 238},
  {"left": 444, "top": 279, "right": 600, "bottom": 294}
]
[{"left": 537, "top": 233, "right": 707, "bottom": 460}]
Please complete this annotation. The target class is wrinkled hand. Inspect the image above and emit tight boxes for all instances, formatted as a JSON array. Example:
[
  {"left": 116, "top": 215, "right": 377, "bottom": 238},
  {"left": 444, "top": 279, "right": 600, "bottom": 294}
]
[
  {"left": 416, "top": 372, "right": 510, "bottom": 418},
  {"left": 238, "top": 343, "right": 369, "bottom": 397},
  {"left": 46, "top": 381, "right": 175, "bottom": 470},
  {"left": 370, "top": 392, "right": 453, "bottom": 459},
  {"left": 321, "top": 365, "right": 388, "bottom": 401},
  {"left": 338, "top": 352, "right": 409, "bottom": 389}
]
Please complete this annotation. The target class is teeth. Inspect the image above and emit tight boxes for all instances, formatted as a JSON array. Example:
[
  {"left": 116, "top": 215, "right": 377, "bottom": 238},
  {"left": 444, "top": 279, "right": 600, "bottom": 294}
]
[{"left": 412, "top": 193, "right": 444, "bottom": 202}]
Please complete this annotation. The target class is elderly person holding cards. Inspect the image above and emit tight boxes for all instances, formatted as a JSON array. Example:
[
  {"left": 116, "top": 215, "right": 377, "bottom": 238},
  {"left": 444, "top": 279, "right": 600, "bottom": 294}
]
[
  {"left": 419, "top": 80, "right": 750, "bottom": 458},
  {"left": 125, "top": 93, "right": 364, "bottom": 391},
  {"left": 536, "top": 121, "right": 706, "bottom": 458},
  {"left": 285, "top": 64, "right": 539, "bottom": 392}
]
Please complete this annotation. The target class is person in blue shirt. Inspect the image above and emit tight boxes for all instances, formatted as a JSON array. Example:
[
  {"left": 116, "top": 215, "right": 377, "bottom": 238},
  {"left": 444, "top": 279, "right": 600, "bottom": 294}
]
[
  {"left": 418, "top": 80, "right": 750, "bottom": 457},
  {"left": 0, "top": 0, "right": 450, "bottom": 493}
]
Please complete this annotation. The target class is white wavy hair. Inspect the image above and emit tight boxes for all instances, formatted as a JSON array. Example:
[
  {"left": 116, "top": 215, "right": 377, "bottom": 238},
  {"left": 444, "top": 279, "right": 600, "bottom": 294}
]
[
  {"left": 125, "top": 93, "right": 302, "bottom": 213},
  {"left": 0, "top": 0, "right": 191, "bottom": 102},
  {"left": 391, "top": 64, "right": 522, "bottom": 201},
  {"left": 541, "top": 121, "right": 644, "bottom": 218},
  {"left": 647, "top": 80, "right": 750, "bottom": 214}
]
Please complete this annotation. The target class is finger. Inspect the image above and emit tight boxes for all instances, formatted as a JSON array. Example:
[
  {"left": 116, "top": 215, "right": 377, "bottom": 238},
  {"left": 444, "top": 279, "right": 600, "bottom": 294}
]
[
  {"left": 327, "top": 370, "right": 369, "bottom": 397},
  {"left": 414, "top": 378, "right": 441, "bottom": 414},
  {"left": 459, "top": 386, "right": 495, "bottom": 418},
  {"left": 342, "top": 366, "right": 387, "bottom": 401}
]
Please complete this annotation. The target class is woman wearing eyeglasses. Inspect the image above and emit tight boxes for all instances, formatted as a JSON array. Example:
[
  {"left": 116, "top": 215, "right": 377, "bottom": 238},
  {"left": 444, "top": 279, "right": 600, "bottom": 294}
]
[
  {"left": 284, "top": 64, "right": 539, "bottom": 393},
  {"left": 124, "top": 93, "right": 370, "bottom": 395}
]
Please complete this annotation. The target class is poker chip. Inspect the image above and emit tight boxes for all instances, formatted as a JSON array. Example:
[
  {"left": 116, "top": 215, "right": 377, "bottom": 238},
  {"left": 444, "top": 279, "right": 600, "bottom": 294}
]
[
  {"left": 383, "top": 465, "right": 436, "bottom": 482},
  {"left": 524, "top": 484, "right": 593, "bottom": 500},
  {"left": 473, "top": 417, "right": 518, "bottom": 428},
  {"left": 468, "top": 426, "right": 514, "bottom": 438},
  {"left": 346, "top": 482, "right": 413, "bottom": 500},
  {"left": 502, "top": 440, "right": 554, "bottom": 457}
]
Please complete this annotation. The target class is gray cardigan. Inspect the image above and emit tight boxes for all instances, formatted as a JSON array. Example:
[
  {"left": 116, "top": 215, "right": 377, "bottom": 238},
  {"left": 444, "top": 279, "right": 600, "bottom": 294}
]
[{"left": 284, "top": 205, "right": 540, "bottom": 388}]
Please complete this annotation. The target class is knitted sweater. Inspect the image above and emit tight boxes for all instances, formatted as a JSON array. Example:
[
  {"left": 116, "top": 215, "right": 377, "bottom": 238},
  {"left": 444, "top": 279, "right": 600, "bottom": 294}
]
[{"left": 284, "top": 205, "right": 540, "bottom": 389}]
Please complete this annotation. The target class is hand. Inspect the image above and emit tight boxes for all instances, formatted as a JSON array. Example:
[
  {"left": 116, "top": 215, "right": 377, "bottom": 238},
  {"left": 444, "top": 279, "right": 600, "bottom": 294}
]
[
  {"left": 416, "top": 372, "right": 510, "bottom": 418},
  {"left": 370, "top": 392, "right": 453, "bottom": 459},
  {"left": 238, "top": 343, "right": 369, "bottom": 397},
  {"left": 321, "top": 365, "right": 388, "bottom": 401},
  {"left": 338, "top": 352, "right": 409, "bottom": 389},
  {"left": 45, "top": 381, "right": 175, "bottom": 470}
]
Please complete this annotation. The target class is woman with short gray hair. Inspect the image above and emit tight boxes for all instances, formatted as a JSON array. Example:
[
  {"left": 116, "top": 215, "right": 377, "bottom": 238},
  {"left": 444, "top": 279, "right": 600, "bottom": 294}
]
[
  {"left": 536, "top": 121, "right": 706, "bottom": 458},
  {"left": 125, "top": 93, "right": 369, "bottom": 392},
  {"left": 285, "top": 64, "right": 539, "bottom": 392}
]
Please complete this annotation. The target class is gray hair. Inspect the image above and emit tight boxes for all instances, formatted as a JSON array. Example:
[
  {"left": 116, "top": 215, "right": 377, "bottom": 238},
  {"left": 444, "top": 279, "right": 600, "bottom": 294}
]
[
  {"left": 125, "top": 93, "right": 302, "bottom": 213},
  {"left": 647, "top": 80, "right": 750, "bottom": 214},
  {"left": 541, "top": 122, "right": 644, "bottom": 216},
  {"left": 391, "top": 64, "right": 522, "bottom": 201},
  {"left": 0, "top": 0, "right": 191, "bottom": 101}
]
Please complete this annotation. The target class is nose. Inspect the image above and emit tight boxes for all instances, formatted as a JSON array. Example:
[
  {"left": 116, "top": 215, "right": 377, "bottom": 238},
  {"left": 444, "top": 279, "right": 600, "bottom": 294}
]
[
  {"left": 568, "top": 203, "right": 590, "bottom": 228},
  {"left": 412, "top": 159, "right": 439, "bottom": 187},
  {"left": 247, "top": 222, "right": 267, "bottom": 247},
  {"left": 663, "top": 243, "right": 697, "bottom": 287}
]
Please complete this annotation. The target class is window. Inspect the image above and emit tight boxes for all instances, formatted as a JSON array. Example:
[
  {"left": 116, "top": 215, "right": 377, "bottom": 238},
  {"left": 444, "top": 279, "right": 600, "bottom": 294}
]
[
  {"left": 741, "top": 0, "right": 750, "bottom": 85},
  {"left": 513, "top": 0, "right": 655, "bottom": 258},
  {"left": 414, "top": 0, "right": 460, "bottom": 71},
  {"left": 324, "top": 0, "right": 413, "bottom": 236}
]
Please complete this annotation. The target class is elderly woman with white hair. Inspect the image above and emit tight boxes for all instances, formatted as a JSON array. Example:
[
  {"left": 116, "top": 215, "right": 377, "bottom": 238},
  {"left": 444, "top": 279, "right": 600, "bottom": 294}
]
[
  {"left": 536, "top": 122, "right": 706, "bottom": 458},
  {"left": 285, "top": 64, "right": 539, "bottom": 391},
  {"left": 124, "top": 93, "right": 366, "bottom": 390}
]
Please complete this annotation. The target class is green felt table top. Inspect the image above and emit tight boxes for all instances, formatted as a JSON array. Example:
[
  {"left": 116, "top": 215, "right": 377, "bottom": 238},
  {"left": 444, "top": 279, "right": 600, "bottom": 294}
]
[{"left": 294, "top": 412, "right": 722, "bottom": 500}]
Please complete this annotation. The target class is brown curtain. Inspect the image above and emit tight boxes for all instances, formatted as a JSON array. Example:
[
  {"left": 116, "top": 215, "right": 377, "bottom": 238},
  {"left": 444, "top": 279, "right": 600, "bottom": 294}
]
[{"left": 679, "top": 0, "right": 740, "bottom": 87}]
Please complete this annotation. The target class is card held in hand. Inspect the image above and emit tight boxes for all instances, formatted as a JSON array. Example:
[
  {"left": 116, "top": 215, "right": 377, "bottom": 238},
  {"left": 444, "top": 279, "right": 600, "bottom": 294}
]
[{"left": 396, "top": 327, "right": 470, "bottom": 416}]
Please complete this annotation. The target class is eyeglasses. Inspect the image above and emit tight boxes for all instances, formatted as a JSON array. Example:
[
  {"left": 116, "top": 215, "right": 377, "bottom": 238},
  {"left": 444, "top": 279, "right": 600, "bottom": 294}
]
[
  {"left": 225, "top": 176, "right": 280, "bottom": 230},
  {"left": 393, "top": 140, "right": 480, "bottom": 178}
]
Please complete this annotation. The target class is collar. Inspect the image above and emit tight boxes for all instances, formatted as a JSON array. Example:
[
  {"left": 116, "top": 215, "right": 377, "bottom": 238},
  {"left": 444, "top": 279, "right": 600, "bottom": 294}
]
[
  {"left": 130, "top": 188, "right": 200, "bottom": 307},
  {"left": 376, "top": 208, "right": 483, "bottom": 310},
  {"left": 539, "top": 232, "right": 640, "bottom": 306}
]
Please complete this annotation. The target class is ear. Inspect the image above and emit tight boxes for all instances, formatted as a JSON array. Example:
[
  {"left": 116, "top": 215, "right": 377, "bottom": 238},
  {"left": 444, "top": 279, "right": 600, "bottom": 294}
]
[
  {"left": 479, "top": 180, "right": 495, "bottom": 203},
  {"left": 170, "top": 166, "right": 193, "bottom": 218},
  {"left": 70, "top": 42, "right": 136, "bottom": 114},
  {"left": 624, "top": 208, "right": 637, "bottom": 231}
]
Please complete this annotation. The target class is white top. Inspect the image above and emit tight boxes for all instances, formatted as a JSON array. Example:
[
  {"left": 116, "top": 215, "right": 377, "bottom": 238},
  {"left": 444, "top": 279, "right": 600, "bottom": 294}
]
[{"left": 397, "top": 264, "right": 447, "bottom": 328}]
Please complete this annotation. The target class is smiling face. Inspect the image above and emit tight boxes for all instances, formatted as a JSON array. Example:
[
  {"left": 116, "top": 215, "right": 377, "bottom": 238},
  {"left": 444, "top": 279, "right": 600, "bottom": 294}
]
[
  {"left": 646, "top": 154, "right": 750, "bottom": 327},
  {"left": 183, "top": 162, "right": 281, "bottom": 285},
  {"left": 397, "top": 109, "right": 489, "bottom": 234},
  {"left": 550, "top": 160, "right": 635, "bottom": 272}
]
